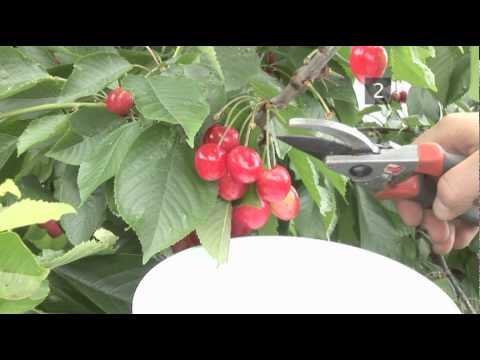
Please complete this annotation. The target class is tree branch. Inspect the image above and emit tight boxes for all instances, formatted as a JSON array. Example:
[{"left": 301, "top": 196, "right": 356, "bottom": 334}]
[
  {"left": 271, "top": 46, "right": 340, "bottom": 108},
  {"left": 255, "top": 46, "right": 341, "bottom": 128},
  {"left": 436, "top": 255, "right": 477, "bottom": 314}
]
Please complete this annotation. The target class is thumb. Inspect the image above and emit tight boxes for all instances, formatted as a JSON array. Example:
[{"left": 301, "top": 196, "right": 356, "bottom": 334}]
[{"left": 433, "top": 150, "right": 479, "bottom": 221}]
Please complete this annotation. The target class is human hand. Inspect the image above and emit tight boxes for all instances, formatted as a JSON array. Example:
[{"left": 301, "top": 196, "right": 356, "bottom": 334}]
[{"left": 396, "top": 113, "right": 479, "bottom": 255}]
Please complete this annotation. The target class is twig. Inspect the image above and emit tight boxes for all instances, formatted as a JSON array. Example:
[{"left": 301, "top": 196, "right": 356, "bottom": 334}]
[
  {"left": 272, "top": 46, "right": 340, "bottom": 108},
  {"left": 254, "top": 46, "right": 340, "bottom": 128},
  {"left": 436, "top": 255, "right": 477, "bottom": 314},
  {"left": 145, "top": 46, "right": 162, "bottom": 67}
]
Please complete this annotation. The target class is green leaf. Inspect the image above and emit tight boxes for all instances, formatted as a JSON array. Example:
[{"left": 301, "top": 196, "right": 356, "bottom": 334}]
[
  {"left": 69, "top": 107, "right": 125, "bottom": 137},
  {"left": 24, "top": 225, "right": 68, "bottom": 251},
  {"left": 237, "top": 184, "right": 262, "bottom": 208},
  {"left": 289, "top": 149, "right": 330, "bottom": 214},
  {"left": 77, "top": 123, "right": 144, "bottom": 203},
  {"left": 197, "top": 199, "right": 232, "bottom": 264},
  {"left": 428, "top": 46, "right": 470, "bottom": 105},
  {"left": 355, "top": 186, "right": 417, "bottom": 264},
  {"left": 163, "top": 63, "right": 227, "bottom": 114},
  {"left": 123, "top": 75, "right": 209, "bottom": 147},
  {"left": 198, "top": 46, "right": 261, "bottom": 92},
  {"left": 257, "top": 215, "right": 279, "bottom": 236},
  {"left": 54, "top": 165, "right": 107, "bottom": 245},
  {"left": 248, "top": 71, "right": 283, "bottom": 98},
  {"left": 312, "top": 158, "right": 348, "bottom": 200},
  {"left": 469, "top": 46, "right": 479, "bottom": 101},
  {"left": 105, "top": 179, "right": 118, "bottom": 215},
  {"left": 59, "top": 53, "right": 132, "bottom": 102},
  {"left": 333, "top": 189, "right": 360, "bottom": 246},
  {"left": 317, "top": 76, "right": 357, "bottom": 104},
  {"left": 117, "top": 49, "right": 157, "bottom": 68},
  {"left": 0, "top": 280, "right": 49, "bottom": 314},
  {"left": 333, "top": 99, "right": 360, "bottom": 126},
  {"left": 37, "top": 272, "right": 103, "bottom": 314},
  {"left": 289, "top": 149, "right": 336, "bottom": 234},
  {"left": 0, "top": 133, "right": 17, "bottom": 171},
  {"left": 53, "top": 251, "right": 160, "bottom": 314},
  {"left": 115, "top": 125, "right": 218, "bottom": 263},
  {"left": 0, "top": 199, "right": 75, "bottom": 232},
  {"left": 38, "top": 228, "right": 119, "bottom": 269},
  {"left": 407, "top": 87, "right": 441, "bottom": 122},
  {"left": 0, "top": 231, "right": 49, "bottom": 300},
  {"left": 17, "top": 114, "right": 70, "bottom": 155},
  {"left": 0, "top": 46, "right": 51, "bottom": 100},
  {"left": 48, "top": 46, "right": 118, "bottom": 59},
  {"left": 390, "top": 46, "right": 437, "bottom": 91},
  {"left": 0, "top": 178, "right": 21, "bottom": 198},
  {"left": 294, "top": 187, "right": 327, "bottom": 239},
  {"left": 46, "top": 128, "right": 97, "bottom": 165},
  {"left": 16, "top": 46, "right": 58, "bottom": 69},
  {"left": 433, "top": 278, "right": 457, "bottom": 301}
]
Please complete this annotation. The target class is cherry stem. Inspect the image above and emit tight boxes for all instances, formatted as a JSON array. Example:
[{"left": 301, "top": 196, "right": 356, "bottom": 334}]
[
  {"left": 132, "top": 64, "right": 150, "bottom": 72},
  {"left": 305, "top": 81, "right": 331, "bottom": 114},
  {"left": 145, "top": 65, "right": 163, "bottom": 78},
  {"left": 218, "top": 105, "right": 251, "bottom": 147},
  {"left": 0, "top": 102, "right": 105, "bottom": 120},
  {"left": 172, "top": 46, "right": 183, "bottom": 59},
  {"left": 271, "top": 134, "right": 277, "bottom": 167},
  {"left": 270, "top": 107, "right": 287, "bottom": 125},
  {"left": 271, "top": 67, "right": 293, "bottom": 80},
  {"left": 214, "top": 95, "right": 257, "bottom": 120},
  {"left": 240, "top": 102, "right": 262, "bottom": 145},
  {"left": 265, "top": 126, "right": 272, "bottom": 169},
  {"left": 224, "top": 99, "right": 251, "bottom": 129},
  {"left": 145, "top": 46, "right": 163, "bottom": 67},
  {"left": 304, "top": 48, "right": 319, "bottom": 65}
]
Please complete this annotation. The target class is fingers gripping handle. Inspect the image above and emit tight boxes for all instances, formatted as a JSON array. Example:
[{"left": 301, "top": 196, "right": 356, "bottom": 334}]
[
  {"left": 375, "top": 143, "right": 479, "bottom": 225},
  {"left": 415, "top": 143, "right": 467, "bottom": 176},
  {"left": 414, "top": 176, "right": 479, "bottom": 226}
]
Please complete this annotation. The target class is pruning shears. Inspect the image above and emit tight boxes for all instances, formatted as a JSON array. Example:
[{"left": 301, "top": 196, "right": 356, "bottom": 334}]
[{"left": 278, "top": 118, "right": 478, "bottom": 225}]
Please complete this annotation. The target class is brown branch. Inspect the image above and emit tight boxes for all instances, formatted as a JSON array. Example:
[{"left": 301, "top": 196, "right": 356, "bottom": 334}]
[
  {"left": 436, "top": 255, "right": 477, "bottom": 314},
  {"left": 271, "top": 46, "right": 340, "bottom": 108},
  {"left": 255, "top": 46, "right": 341, "bottom": 128}
]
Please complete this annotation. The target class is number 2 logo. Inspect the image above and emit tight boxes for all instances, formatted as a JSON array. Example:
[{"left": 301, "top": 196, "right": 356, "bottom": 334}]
[{"left": 373, "top": 82, "right": 384, "bottom": 99}]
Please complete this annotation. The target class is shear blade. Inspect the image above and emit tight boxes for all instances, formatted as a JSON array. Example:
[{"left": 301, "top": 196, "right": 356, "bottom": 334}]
[
  {"left": 277, "top": 135, "right": 356, "bottom": 160},
  {"left": 288, "top": 118, "right": 380, "bottom": 154}
]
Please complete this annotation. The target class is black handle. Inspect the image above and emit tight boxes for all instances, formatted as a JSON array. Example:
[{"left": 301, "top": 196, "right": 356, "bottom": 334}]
[{"left": 415, "top": 175, "right": 479, "bottom": 226}]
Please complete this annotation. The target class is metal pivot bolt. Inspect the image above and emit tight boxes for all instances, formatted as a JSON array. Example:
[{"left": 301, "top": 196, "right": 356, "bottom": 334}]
[{"left": 350, "top": 165, "right": 372, "bottom": 177}]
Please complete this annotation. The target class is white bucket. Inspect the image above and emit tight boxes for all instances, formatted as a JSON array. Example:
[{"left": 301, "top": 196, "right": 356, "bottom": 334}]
[{"left": 132, "top": 236, "right": 461, "bottom": 314}]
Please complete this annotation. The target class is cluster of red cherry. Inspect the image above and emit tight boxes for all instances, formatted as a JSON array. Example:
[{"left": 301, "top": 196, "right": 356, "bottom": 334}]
[
  {"left": 195, "top": 123, "right": 300, "bottom": 237},
  {"left": 390, "top": 90, "right": 408, "bottom": 103}
]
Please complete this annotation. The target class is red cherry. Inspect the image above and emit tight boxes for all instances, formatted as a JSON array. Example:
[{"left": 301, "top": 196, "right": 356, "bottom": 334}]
[
  {"left": 171, "top": 232, "right": 200, "bottom": 253},
  {"left": 218, "top": 172, "right": 248, "bottom": 201},
  {"left": 391, "top": 91, "right": 400, "bottom": 102},
  {"left": 349, "top": 46, "right": 388, "bottom": 83},
  {"left": 231, "top": 218, "right": 252, "bottom": 237},
  {"left": 399, "top": 90, "right": 408, "bottom": 103},
  {"left": 202, "top": 124, "right": 223, "bottom": 143},
  {"left": 270, "top": 186, "right": 300, "bottom": 221},
  {"left": 38, "top": 220, "right": 64, "bottom": 238},
  {"left": 257, "top": 165, "right": 292, "bottom": 203},
  {"left": 106, "top": 87, "right": 134, "bottom": 116},
  {"left": 232, "top": 198, "right": 271, "bottom": 230},
  {"left": 226, "top": 146, "right": 263, "bottom": 184},
  {"left": 194, "top": 143, "right": 227, "bottom": 181},
  {"left": 203, "top": 124, "right": 240, "bottom": 152}
]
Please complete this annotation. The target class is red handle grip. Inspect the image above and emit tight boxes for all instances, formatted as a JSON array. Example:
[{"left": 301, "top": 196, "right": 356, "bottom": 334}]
[
  {"left": 375, "top": 176, "right": 421, "bottom": 201},
  {"left": 415, "top": 143, "right": 445, "bottom": 176}
]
